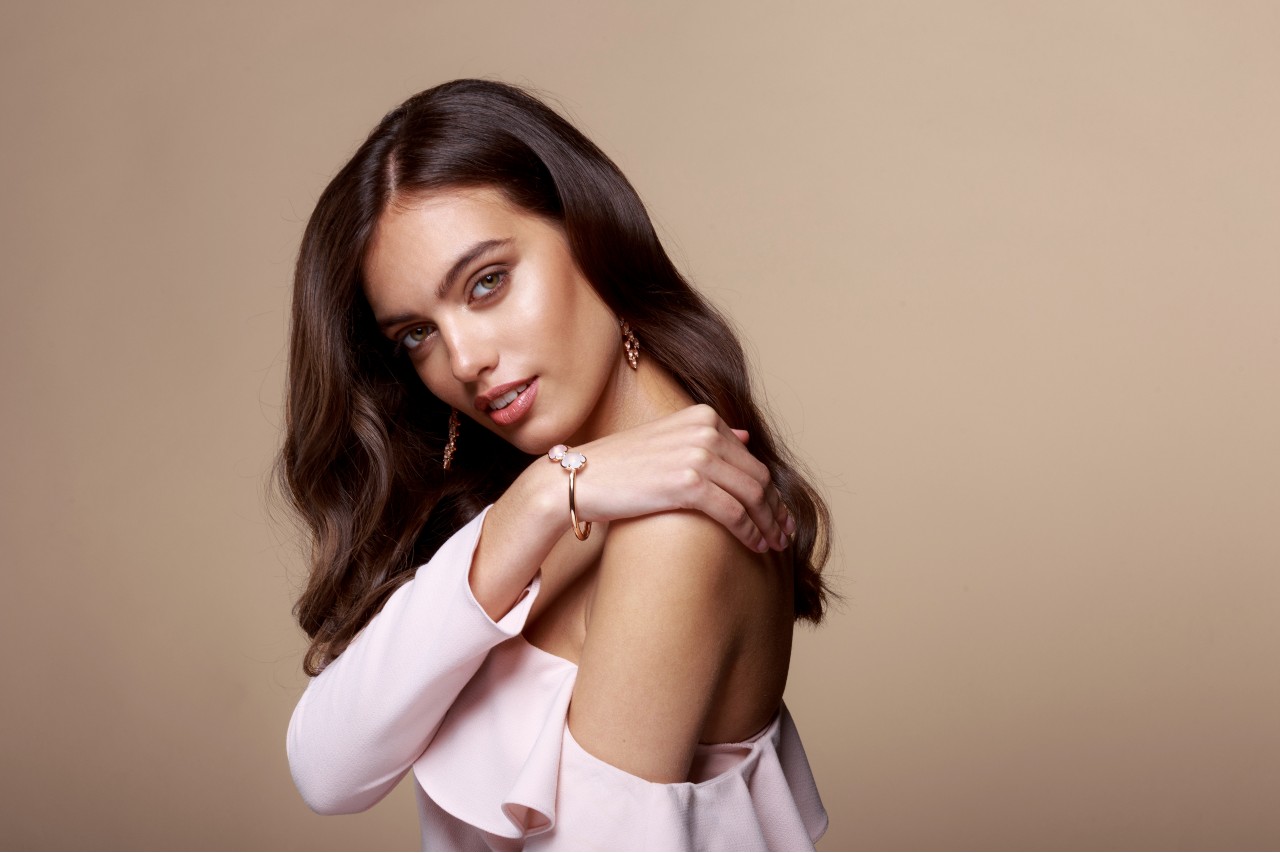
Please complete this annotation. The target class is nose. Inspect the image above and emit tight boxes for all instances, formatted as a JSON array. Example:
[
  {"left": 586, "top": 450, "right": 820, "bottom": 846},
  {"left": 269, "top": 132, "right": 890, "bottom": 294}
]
[{"left": 439, "top": 320, "right": 497, "bottom": 386}]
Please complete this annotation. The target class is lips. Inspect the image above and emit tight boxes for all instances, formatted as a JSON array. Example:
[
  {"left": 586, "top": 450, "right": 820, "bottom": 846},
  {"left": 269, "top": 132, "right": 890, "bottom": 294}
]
[
  {"left": 477, "top": 377, "right": 538, "bottom": 427},
  {"left": 486, "top": 382, "right": 531, "bottom": 412},
  {"left": 476, "top": 376, "right": 535, "bottom": 412}
]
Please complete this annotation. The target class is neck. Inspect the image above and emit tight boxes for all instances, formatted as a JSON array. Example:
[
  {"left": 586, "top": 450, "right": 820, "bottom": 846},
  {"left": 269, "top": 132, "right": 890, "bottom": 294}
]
[{"left": 569, "top": 355, "right": 695, "bottom": 445}]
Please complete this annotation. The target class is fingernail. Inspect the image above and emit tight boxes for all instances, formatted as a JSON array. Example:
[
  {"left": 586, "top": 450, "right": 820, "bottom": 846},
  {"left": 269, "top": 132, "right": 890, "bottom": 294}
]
[
  {"left": 755, "top": 538, "right": 768, "bottom": 553},
  {"left": 784, "top": 514, "right": 796, "bottom": 535}
]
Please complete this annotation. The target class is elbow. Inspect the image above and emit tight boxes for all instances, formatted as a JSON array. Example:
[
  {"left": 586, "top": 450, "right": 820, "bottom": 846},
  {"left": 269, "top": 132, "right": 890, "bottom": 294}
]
[
  {"left": 292, "top": 775, "right": 368, "bottom": 817},
  {"left": 295, "top": 783, "right": 378, "bottom": 817},
  {"left": 286, "top": 704, "right": 386, "bottom": 816},
  {"left": 287, "top": 739, "right": 364, "bottom": 816},
  {"left": 287, "top": 740, "right": 386, "bottom": 816}
]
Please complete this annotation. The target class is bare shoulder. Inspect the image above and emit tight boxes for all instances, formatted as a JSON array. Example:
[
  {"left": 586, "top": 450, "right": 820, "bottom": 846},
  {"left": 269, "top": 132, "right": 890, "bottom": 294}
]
[
  {"left": 567, "top": 510, "right": 794, "bottom": 782},
  {"left": 592, "top": 509, "right": 791, "bottom": 657},
  {"left": 600, "top": 508, "right": 766, "bottom": 599}
]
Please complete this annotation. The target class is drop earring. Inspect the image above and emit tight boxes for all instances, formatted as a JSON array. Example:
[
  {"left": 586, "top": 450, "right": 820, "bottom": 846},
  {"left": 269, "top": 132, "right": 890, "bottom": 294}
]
[
  {"left": 620, "top": 319, "right": 640, "bottom": 370},
  {"left": 442, "top": 409, "right": 460, "bottom": 470}
]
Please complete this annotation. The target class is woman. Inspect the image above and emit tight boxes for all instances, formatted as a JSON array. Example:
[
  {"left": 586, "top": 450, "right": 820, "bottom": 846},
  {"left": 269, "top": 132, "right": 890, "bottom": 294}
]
[{"left": 282, "top": 79, "right": 832, "bottom": 850}]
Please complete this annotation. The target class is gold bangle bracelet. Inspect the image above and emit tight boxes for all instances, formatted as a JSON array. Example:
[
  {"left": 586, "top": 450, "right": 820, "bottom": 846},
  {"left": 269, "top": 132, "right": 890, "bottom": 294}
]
[
  {"left": 568, "top": 468, "right": 591, "bottom": 541},
  {"left": 548, "top": 444, "right": 591, "bottom": 541}
]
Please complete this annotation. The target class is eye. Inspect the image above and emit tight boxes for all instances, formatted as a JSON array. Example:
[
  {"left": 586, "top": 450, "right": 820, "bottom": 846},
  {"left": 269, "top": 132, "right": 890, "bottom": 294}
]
[
  {"left": 470, "top": 270, "right": 507, "bottom": 301},
  {"left": 399, "top": 324, "right": 435, "bottom": 350}
]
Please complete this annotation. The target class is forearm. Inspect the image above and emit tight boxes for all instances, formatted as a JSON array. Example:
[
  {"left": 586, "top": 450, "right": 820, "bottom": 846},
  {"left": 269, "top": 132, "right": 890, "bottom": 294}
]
[
  {"left": 287, "top": 505, "right": 540, "bottom": 814},
  {"left": 467, "top": 455, "right": 565, "bottom": 621}
]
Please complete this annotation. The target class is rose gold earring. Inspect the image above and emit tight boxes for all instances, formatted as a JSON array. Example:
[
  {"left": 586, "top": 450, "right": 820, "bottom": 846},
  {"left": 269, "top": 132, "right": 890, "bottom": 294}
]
[
  {"left": 620, "top": 319, "right": 640, "bottom": 370},
  {"left": 442, "top": 409, "right": 460, "bottom": 470}
]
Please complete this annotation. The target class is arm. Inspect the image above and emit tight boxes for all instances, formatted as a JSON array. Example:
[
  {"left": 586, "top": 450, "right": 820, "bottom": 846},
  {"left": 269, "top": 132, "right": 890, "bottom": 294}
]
[
  {"left": 420, "top": 405, "right": 792, "bottom": 626},
  {"left": 287, "top": 405, "right": 790, "bottom": 813},
  {"left": 286, "top": 465, "right": 564, "bottom": 815},
  {"left": 285, "top": 510, "right": 527, "bottom": 815},
  {"left": 566, "top": 510, "right": 752, "bottom": 783}
]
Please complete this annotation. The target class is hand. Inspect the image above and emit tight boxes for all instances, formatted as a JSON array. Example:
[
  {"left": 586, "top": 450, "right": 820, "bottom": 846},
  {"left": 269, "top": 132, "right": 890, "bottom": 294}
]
[{"left": 567, "top": 404, "right": 794, "bottom": 553}]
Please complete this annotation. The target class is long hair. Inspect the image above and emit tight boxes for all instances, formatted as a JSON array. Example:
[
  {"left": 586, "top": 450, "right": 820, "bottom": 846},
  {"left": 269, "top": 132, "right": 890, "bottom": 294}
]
[{"left": 279, "top": 79, "right": 832, "bottom": 676}]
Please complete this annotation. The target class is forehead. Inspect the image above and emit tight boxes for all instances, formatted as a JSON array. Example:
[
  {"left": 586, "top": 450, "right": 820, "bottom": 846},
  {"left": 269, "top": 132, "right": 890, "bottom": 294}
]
[{"left": 363, "top": 185, "right": 525, "bottom": 286}]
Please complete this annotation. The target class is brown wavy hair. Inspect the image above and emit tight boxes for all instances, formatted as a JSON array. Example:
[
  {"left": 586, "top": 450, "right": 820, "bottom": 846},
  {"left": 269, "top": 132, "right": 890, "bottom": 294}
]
[{"left": 279, "top": 79, "right": 832, "bottom": 676}]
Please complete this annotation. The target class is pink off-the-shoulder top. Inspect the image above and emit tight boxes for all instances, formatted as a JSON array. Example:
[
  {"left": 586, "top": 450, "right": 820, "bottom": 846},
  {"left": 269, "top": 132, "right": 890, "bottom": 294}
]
[{"left": 286, "top": 505, "right": 827, "bottom": 851}]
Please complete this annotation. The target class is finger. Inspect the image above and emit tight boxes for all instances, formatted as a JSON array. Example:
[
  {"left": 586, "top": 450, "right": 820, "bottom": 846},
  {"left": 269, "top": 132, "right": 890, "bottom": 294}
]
[
  {"left": 699, "top": 455, "right": 788, "bottom": 551},
  {"left": 683, "top": 418, "right": 771, "bottom": 493},
  {"left": 776, "top": 498, "right": 796, "bottom": 535},
  {"left": 682, "top": 415, "right": 783, "bottom": 545},
  {"left": 708, "top": 430, "right": 782, "bottom": 530},
  {"left": 689, "top": 477, "right": 771, "bottom": 552},
  {"left": 699, "top": 418, "right": 768, "bottom": 480}
]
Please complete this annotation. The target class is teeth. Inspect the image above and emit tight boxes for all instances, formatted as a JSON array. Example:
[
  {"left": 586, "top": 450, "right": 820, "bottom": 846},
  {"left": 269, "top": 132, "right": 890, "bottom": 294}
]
[{"left": 489, "top": 383, "right": 529, "bottom": 411}]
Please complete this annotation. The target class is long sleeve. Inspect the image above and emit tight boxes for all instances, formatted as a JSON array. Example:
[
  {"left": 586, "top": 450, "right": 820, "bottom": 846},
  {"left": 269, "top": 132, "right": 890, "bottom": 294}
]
[{"left": 286, "top": 504, "right": 541, "bottom": 815}]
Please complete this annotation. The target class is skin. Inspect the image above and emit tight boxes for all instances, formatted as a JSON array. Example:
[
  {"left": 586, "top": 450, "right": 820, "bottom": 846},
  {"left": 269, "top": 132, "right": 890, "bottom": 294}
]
[{"left": 362, "top": 186, "right": 796, "bottom": 783}]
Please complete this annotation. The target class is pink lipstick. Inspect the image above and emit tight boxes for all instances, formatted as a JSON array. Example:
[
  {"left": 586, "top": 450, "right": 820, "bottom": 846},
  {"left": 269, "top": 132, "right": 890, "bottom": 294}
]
[{"left": 484, "top": 377, "right": 538, "bottom": 426}]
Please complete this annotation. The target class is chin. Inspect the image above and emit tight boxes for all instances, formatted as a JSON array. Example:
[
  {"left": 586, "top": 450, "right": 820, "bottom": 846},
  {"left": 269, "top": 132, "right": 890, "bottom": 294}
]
[
  {"left": 482, "top": 419, "right": 550, "bottom": 457},
  {"left": 510, "top": 416, "right": 585, "bottom": 458},
  {"left": 508, "top": 435, "right": 548, "bottom": 457}
]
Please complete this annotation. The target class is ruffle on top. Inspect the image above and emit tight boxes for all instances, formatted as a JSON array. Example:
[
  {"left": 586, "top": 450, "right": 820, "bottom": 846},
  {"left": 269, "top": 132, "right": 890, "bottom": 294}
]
[{"left": 413, "top": 635, "right": 827, "bottom": 851}]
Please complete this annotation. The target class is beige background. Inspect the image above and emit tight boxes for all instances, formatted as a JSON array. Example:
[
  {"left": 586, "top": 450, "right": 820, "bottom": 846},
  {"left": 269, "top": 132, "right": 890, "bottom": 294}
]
[{"left": 2, "top": 1, "right": 1277, "bottom": 849}]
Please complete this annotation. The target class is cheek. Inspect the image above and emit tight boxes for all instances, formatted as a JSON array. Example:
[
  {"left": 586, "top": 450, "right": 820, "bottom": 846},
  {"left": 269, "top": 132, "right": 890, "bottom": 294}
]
[
  {"left": 517, "top": 270, "right": 572, "bottom": 333},
  {"left": 415, "top": 355, "right": 459, "bottom": 406},
  {"left": 527, "top": 266, "right": 612, "bottom": 351},
  {"left": 564, "top": 291, "right": 620, "bottom": 362}
]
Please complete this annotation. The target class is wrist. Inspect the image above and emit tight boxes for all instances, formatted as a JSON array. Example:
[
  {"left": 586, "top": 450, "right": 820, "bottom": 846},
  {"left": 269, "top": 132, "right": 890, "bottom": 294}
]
[
  {"left": 512, "top": 453, "right": 568, "bottom": 532},
  {"left": 469, "top": 458, "right": 565, "bottom": 622}
]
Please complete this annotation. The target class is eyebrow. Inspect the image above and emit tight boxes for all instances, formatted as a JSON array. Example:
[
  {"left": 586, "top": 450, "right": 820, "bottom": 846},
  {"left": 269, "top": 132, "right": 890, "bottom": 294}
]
[
  {"left": 376, "top": 237, "right": 512, "bottom": 331},
  {"left": 438, "top": 238, "right": 512, "bottom": 300}
]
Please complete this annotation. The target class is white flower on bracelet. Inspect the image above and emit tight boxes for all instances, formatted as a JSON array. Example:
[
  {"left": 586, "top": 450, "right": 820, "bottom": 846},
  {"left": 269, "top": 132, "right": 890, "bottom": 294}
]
[
  {"left": 548, "top": 444, "right": 586, "bottom": 470},
  {"left": 547, "top": 444, "right": 590, "bottom": 540}
]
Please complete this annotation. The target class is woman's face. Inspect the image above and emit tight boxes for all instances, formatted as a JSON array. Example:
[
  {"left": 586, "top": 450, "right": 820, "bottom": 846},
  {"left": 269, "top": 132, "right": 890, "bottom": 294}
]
[{"left": 362, "top": 186, "right": 626, "bottom": 455}]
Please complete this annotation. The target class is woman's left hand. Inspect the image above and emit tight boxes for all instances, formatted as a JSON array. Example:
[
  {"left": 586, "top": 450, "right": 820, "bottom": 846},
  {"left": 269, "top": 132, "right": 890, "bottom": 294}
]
[{"left": 566, "top": 403, "right": 793, "bottom": 554}]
